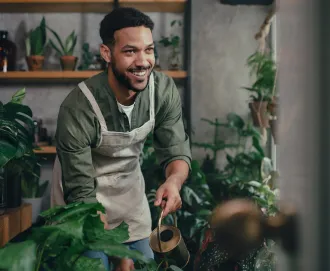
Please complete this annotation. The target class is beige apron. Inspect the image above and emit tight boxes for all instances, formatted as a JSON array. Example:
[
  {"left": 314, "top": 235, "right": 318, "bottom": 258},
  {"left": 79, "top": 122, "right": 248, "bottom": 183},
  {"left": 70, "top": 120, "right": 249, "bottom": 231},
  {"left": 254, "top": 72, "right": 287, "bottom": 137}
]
[{"left": 51, "top": 73, "right": 155, "bottom": 242}]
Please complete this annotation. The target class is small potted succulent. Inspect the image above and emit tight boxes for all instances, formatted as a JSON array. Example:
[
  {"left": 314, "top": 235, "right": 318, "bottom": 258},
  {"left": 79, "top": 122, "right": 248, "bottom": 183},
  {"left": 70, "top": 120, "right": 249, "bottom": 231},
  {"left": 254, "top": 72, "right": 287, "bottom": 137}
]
[
  {"left": 47, "top": 27, "right": 78, "bottom": 71},
  {"left": 25, "top": 17, "right": 47, "bottom": 71}
]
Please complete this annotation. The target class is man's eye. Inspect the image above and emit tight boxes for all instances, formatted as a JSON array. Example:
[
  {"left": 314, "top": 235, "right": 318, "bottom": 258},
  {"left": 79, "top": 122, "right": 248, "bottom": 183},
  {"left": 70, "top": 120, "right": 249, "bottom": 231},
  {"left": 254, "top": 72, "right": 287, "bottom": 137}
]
[
  {"left": 146, "top": 48, "right": 154, "bottom": 53},
  {"left": 125, "top": 50, "right": 135, "bottom": 55}
]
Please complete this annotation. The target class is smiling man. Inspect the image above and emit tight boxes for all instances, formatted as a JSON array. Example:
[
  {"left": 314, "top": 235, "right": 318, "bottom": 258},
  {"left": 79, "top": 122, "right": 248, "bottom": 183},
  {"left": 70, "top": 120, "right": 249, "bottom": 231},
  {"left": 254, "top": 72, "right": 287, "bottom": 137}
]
[{"left": 51, "top": 7, "right": 191, "bottom": 271}]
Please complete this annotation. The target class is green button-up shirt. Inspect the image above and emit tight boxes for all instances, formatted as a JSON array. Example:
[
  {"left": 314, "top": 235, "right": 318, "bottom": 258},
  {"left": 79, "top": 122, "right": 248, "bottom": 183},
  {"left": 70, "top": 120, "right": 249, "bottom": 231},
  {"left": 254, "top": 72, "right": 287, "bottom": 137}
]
[{"left": 55, "top": 70, "right": 191, "bottom": 203}]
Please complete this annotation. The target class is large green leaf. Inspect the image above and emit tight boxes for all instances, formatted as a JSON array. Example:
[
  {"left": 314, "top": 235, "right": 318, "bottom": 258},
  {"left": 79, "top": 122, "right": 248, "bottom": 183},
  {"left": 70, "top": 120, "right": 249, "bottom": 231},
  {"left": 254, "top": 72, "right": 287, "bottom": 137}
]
[
  {"left": 83, "top": 216, "right": 129, "bottom": 244},
  {"left": 40, "top": 201, "right": 84, "bottom": 219},
  {"left": 48, "top": 202, "right": 104, "bottom": 224},
  {"left": 71, "top": 256, "right": 106, "bottom": 271},
  {"left": 87, "top": 242, "right": 148, "bottom": 263},
  {"left": 0, "top": 240, "right": 37, "bottom": 271},
  {"left": 0, "top": 140, "right": 17, "bottom": 167}
]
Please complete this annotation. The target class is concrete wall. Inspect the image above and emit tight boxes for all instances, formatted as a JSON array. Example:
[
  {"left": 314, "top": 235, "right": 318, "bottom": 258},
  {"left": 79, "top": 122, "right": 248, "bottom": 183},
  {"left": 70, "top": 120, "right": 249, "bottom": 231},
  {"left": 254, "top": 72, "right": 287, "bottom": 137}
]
[
  {"left": 191, "top": 0, "right": 268, "bottom": 165},
  {"left": 0, "top": 2, "right": 268, "bottom": 209}
]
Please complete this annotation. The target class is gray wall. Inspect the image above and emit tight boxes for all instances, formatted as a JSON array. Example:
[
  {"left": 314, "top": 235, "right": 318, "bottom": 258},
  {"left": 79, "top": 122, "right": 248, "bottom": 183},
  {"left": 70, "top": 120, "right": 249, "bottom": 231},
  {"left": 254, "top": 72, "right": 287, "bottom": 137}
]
[
  {"left": 191, "top": 0, "right": 268, "bottom": 166},
  {"left": 0, "top": 2, "right": 268, "bottom": 208}
]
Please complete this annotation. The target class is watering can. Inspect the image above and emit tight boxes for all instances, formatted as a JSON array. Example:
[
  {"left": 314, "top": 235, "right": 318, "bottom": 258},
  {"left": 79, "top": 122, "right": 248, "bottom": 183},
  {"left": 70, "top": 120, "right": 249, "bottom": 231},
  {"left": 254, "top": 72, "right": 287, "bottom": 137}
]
[{"left": 149, "top": 209, "right": 190, "bottom": 268}]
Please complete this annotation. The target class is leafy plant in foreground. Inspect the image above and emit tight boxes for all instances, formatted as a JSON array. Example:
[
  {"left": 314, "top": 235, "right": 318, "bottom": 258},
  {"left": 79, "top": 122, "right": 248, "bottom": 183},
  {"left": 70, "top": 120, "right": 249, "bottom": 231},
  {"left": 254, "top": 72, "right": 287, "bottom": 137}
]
[{"left": 0, "top": 202, "right": 181, "bottom": 271}]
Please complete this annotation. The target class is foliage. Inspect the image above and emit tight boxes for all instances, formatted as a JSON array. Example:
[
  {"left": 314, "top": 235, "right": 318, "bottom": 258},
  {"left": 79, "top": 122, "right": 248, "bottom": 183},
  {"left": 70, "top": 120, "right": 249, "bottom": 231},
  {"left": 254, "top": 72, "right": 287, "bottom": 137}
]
[
  {"left": 25, "top": 17, "right": 47, "bottom": 56},
  {"left": 158, "top": 20, "right": 182, "bottom": 49},
  {"left": 21, "top": 160, "right": 49, "bottom": 198},
  {"left": 243, "top": 51, "right": 276, "bottom": 102},
  {"left": 0, "top": 88, "right": 36, "bottom": 170},
  {"left": 0, "top": 202, "right": 181, "bottom": 271},
  {"left": 193, "top": 113, "right": 278, "bottom": 216},
  {"left": 78, "top": 43, "right": 94, "bottom": 71},
  {"left": 47, "top": 27, "right": 77, "bottom": 56}
]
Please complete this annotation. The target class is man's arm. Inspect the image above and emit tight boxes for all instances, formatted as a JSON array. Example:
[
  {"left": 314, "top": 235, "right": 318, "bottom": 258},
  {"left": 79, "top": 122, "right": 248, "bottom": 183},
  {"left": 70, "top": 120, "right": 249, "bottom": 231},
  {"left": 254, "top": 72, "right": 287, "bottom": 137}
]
[
  {"left": 153, "top": 76, "right": 192, "bottom": 217},
  {"left": 55, "top": 104, "right": 100, "bottom": 203}
]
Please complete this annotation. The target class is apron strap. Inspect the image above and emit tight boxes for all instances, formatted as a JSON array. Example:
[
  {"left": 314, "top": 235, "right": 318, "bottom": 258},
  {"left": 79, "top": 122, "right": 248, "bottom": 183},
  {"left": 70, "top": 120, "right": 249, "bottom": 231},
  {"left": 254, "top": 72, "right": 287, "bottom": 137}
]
[
  {"left": 78, "top": 81, "right": 108, "bottom": 132},
  {"left": 149, "top": 72, "right": 155, "bottom": 121}
]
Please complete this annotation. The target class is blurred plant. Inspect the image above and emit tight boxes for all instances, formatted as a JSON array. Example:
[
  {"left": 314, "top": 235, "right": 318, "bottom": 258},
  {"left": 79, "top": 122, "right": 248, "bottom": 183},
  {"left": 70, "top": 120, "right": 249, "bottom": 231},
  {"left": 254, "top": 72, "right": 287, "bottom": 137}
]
[
  {"left": 193, "top": 113, "right": 278, "bottom": 216},
  {"left": 243, "top": 51, "right": 276, "bottom": 103},
  {"left": 25, "top": 17, "right": 47, "bottom": 56},
  {"left": 158, "top": 20, "right": 182, "bottom": 70},
  {"left": 78, "top": 43, "right": 94, "bottom": 71},
  {"left": 47, "top": 27, "right": 77, "bottom": 56}
]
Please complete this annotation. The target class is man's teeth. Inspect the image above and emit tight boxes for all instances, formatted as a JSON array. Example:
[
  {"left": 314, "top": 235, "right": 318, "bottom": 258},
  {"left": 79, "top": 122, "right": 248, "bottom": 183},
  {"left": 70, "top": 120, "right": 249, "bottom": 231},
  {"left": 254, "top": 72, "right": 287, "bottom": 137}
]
[{"left": 131, "top": 70, "right": 147, "bottom": 76}]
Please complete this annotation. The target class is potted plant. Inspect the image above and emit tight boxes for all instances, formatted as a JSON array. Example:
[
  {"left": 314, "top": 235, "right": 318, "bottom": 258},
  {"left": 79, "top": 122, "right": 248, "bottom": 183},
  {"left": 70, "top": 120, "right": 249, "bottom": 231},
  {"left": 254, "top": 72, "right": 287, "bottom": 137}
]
[
  {"left": 159, "top": 20, "right": 182, "bottom": 70},
  {"left": 25, "top": 17, "right": 47, "bottom": 71},
  {"left": 0, "top": 88, "right": 37, "bottom": 209},
  {"left": 47, "top": 27, "right": 78, "bottom": 71},
  {"left": 0, "top": 202, "right": 182, "bottom": 271},
  {"left": 21, "top": 160, "right": 49, "bottom": 223},
  {"left": 243, "top": 51, "right": 276, "bottom": 128}
]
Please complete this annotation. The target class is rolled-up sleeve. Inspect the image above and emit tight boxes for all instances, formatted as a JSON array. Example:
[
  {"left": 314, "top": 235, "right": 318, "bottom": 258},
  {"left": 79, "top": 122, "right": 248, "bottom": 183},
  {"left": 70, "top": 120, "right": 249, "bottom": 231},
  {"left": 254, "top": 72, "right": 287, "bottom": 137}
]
[
  {"left": 153, "top": 77, "right": 192, "bottom": 170},
  {"left": 55, "top": 105, "right": 99, "bottom": 204}
]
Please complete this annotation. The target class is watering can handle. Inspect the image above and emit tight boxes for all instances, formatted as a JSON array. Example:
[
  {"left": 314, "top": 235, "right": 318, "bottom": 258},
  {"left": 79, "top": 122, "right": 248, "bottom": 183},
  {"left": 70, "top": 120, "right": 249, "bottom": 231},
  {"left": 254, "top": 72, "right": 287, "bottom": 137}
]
[{"left": 157, "top": 209, "right": 178, "bottom": 252}]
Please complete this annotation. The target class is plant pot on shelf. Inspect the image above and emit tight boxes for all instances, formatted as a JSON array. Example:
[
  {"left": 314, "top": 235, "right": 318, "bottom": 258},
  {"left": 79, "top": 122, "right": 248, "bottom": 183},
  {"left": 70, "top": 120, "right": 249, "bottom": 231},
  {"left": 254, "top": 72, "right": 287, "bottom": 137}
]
[
  {"left": 168, "top": 48, "right": 181, "bottom": 71},
  {"left": 26, "top": 55, "right": 44, "bottom": 71},
  {"left": 60, "top": 56, "right": 78, "bottom": 71},
  {"left": 249, "top": 101, "right": 269, "bottom": 128},
  {"left": 22, "top": 197, "right": 43, "bottom": 223}
]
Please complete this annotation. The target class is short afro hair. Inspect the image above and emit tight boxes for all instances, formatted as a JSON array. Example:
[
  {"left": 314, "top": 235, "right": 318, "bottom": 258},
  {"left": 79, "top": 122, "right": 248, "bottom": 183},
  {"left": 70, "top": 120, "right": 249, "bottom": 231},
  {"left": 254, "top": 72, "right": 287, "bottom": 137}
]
[{"left": 100, "top": 7, "right": 154, "bottom": 46}]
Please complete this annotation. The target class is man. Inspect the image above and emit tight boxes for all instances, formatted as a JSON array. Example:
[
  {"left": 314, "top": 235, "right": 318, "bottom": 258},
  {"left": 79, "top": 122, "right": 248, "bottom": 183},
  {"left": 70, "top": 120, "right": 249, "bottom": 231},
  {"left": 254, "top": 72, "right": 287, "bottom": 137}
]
[{"left": 51, "top": 7, "right": 191, "bottom": 271}]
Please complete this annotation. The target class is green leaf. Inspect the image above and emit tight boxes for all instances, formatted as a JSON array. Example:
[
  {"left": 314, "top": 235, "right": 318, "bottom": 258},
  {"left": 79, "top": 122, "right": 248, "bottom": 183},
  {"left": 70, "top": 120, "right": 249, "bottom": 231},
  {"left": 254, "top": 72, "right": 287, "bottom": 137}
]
[
  {"left": 252, "top": 136, "right": 265, "bottom": 157},
  {"left": 71, "top": 256, "right": 106, "bottom": 271},
  {"left": 169, "top": 265, "right": 183, "bottom": 271},
  {"left": 0, "top": 140, "right": 17, "bottom": 168},
  {"left": 39, "top": 201, "right": 83, "bottom": 219},
  {"left": 248, "top": 181, "right": 262, "bottom": 188},
  {"left": 49, "top": 38, "right": 64, "bottom": 56},
  {"left": 226, "top": 113, "right": 244, "bottom": 129},
  {"left": 87, "top": 242, "right": 149, "bottom": 263},
  {"left": 0, "top": 240, "right": 37, "bottom": 271},
  {"left": 48, "top": 202, "right": 104, "bottom": 224},
  {"left": 11, "top": 88, "right": 26, "bottom": 104},
  {"left": 47, "top": 26, "right": 66, "bottom": 54},
  {"left": 83, "top": 217, "right": 129, "bottom": 244}
]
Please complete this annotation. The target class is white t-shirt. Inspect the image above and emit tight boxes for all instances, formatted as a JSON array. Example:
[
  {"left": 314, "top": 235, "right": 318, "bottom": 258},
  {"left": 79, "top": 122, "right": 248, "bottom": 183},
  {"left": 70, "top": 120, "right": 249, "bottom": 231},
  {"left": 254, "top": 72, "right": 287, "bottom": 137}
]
[{"left": 117, "top": 102, "right": 135, "bottom": 128}]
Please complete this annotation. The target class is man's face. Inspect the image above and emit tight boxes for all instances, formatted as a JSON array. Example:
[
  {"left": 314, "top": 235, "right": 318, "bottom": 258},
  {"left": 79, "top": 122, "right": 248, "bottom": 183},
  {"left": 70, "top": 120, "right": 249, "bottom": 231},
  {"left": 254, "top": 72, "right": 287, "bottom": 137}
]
[{"left": 109, "top": 26, "right": 155, "bottom": 92}]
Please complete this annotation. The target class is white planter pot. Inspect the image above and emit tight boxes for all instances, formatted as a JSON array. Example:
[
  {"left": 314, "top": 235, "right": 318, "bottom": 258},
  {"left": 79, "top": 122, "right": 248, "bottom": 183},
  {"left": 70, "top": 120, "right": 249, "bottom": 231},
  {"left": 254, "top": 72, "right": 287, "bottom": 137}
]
[{"left": 23, "top": 197, "right": 43, "bottom": 223}]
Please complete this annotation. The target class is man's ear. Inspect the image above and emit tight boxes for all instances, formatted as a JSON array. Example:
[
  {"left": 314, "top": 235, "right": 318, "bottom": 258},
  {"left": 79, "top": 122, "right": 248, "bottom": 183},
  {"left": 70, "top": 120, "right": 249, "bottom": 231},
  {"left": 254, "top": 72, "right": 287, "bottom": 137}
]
[{"left": 100, "top": 44, "right": 111, "bottom": 63}]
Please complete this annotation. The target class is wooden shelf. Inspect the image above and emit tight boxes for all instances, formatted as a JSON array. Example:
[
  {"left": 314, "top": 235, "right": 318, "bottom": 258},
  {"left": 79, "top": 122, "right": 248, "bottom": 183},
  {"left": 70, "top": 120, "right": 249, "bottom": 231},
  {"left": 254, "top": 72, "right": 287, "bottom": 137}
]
[
  {"left": 0, "top": 70, "right": 187, "bottom": 83},
  {"left": 0, "top": 204, "right": 32, "bottom": 247},
  {"left": 34, "top": 146, "right": 57, "bottom": 154},
  {"left": 0, "top": 0, "right": 186, "bottom": 13}
]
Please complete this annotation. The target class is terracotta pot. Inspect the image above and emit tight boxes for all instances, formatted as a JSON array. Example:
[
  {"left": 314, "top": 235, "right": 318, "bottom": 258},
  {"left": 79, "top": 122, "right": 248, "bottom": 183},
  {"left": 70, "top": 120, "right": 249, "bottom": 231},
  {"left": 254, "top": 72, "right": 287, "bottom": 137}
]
[
  {"left": 249, "top": 101, "right": 269, "bottom": 128},
  {"left": 60, "top": 56, "right": 78, "bottom": 71},
  {"left": 26, "top": 55, "right": 44, "bottom": 71}
]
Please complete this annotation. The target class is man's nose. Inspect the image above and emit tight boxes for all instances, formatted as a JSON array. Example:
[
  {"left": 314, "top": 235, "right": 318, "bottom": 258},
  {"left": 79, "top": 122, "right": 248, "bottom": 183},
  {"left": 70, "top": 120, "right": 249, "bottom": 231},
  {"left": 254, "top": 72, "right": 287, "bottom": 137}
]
[{"left": 135, "top": 52, "right": 149, "bottom": 68}]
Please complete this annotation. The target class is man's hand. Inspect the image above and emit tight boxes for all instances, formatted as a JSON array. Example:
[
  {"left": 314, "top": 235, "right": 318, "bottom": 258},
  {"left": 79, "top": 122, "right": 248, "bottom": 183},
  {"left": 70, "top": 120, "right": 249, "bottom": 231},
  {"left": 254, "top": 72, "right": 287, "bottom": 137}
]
[
  {"left": 114, "top": 258, "right": 135, "bottom": 271},
  {"left": 154, "top": 176, "right": 182, "bottom": 217},
  {"left": 97, "top": 211, "right": 110, "bottom": 230}
]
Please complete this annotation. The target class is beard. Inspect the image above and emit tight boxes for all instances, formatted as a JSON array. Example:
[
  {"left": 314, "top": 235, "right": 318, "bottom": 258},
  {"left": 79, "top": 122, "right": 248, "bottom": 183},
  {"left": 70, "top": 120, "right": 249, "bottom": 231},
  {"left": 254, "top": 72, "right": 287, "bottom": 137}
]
[{"left": 110, "top": 58, "right": 152, "bottom": 93}]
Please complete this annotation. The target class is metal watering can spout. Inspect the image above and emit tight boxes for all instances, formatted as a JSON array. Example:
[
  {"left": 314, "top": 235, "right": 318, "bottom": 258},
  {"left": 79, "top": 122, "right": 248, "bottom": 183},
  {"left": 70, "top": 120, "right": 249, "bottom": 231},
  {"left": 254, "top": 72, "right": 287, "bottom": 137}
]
[{"left": 149, "top": 209, "right": 190, "bottom": 268}]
